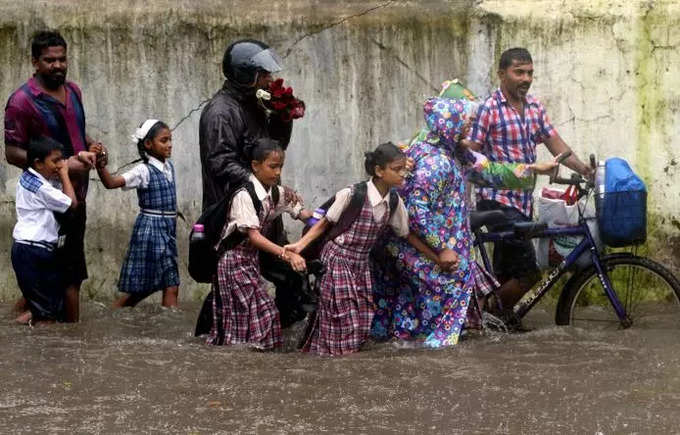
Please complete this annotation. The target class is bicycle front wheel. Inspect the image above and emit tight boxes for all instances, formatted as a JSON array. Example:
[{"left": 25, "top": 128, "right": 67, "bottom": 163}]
[{"left": 556, "top": 254, "right": 680, "bottom": 329}]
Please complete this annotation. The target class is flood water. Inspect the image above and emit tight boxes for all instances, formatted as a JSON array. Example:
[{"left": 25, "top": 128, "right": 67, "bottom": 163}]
[{"left": 1, "top": 301, "right": 679, "bottom": 434}]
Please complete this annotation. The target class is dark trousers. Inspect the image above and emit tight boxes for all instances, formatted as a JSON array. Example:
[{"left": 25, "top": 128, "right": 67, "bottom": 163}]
[
  {"left": 476, "top": 200, "right": 540, "bottom": 286},
  {"left": 56, "top": 202, "right": 88, "bottom": 285},
  {"left": 261, "top": 214, "right": 306, "bottom": 326},
  {"left": 11, "top": 242, "right": 65, "bottom": 321}
]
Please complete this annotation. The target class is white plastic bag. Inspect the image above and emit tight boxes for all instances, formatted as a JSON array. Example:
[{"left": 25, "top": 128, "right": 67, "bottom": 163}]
[{"left": 534, "top": 187, "right": 602, "bottom": 270}]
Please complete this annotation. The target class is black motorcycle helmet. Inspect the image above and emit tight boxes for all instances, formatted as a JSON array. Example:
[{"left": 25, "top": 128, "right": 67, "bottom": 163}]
[{"left": 222, "top": 39, "right": 283, "bottom": 86}]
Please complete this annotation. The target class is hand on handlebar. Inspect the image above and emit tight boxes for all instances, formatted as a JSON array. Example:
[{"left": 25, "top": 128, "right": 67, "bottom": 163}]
[{"left": 580, "top": 163, "right": 595, "bottom": 180}]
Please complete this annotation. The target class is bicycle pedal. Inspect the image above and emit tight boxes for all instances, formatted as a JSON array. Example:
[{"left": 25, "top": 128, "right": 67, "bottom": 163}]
[{"left": 481, "top": 312, "right": 509, "bottom": 333}]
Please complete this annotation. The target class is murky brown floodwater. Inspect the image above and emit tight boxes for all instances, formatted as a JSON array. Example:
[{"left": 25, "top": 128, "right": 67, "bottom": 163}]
[{"left": 1, "top": 300, "right": 679, "bottom": 434}]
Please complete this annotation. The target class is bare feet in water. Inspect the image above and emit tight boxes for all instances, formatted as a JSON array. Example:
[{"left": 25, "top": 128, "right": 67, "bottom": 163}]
[
  {"left": 12, "top": 297, "right": 27, "bottom": 314},
  {"left": 15, "top": 310, "right": 32, "bottom": 325}
]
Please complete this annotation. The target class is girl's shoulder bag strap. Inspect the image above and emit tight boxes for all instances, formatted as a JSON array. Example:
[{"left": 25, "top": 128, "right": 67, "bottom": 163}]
[{"left": 325, "top": 181, "right": 368, "bottom": 241}]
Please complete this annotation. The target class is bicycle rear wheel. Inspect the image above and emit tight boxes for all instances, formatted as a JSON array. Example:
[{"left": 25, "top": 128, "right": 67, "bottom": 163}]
[{"left": 555, "top": 254, "right": 680, "bottom": 329}]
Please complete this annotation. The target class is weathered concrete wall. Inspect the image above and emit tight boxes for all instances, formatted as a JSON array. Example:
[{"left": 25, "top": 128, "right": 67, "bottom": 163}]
[{"left": 0, "top": 0, "right": 678, "bottom": 301}]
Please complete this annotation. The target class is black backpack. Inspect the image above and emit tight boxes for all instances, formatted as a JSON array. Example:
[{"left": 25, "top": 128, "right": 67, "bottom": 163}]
[
  {"left": 300, "top": 181, "right": 399, "bottom": 261},
  {"left": 188, "top": 181, "right": 279, "bottom": 283}
]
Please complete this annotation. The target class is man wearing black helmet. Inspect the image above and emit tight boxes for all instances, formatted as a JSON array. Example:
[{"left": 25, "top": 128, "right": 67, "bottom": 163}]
[{"left": 198, "top": 39, "right": 306, "bottom": 328}]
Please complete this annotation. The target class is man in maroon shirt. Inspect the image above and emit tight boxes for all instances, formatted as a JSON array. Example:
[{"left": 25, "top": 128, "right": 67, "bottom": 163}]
[{"left": 4, "top": 30, "right": 101, "bottom": 322}]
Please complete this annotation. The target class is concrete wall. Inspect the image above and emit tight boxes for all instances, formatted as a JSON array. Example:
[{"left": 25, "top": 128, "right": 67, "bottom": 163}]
[{"left": 0, "top": 0, "right": 678, "bottom": 301}]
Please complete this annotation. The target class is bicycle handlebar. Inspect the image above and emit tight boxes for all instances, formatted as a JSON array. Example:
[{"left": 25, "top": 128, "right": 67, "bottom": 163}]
[
  {"left": 549, "top": 152, "right": 595, "bottom": 193},
  {"left": 552, "top": 173, "right": 585, "bottom": 186}
]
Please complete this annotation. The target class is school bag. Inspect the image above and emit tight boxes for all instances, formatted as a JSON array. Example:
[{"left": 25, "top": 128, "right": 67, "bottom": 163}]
[
  {"left": 188, "top": 181, "right": 279, "bottom": 283},
  {"left": 595, "top": 157, "right": 647, "bottom": 247},
  {"left": 300, "top": 181, "right": 399, "bottom": 261}
]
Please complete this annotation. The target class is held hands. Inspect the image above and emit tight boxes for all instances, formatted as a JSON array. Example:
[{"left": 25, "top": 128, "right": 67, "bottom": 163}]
[
  {"left": 76, "top": 150, "right": 97, "bottom": 169},
  {"left": 437, "top": 248, "right": 460, "bottom": 272},
  {"left": 280, "top": 247, "right": 306, "bottom": 272},
  {"left": 88, "top": 142, "right": 103, "bottom": 155},
  {"left": 88, "top": 142, "right": 109, "bottom": 169},
  {"left": 283, "top": 241, "right": 304, "bottom": 255}
]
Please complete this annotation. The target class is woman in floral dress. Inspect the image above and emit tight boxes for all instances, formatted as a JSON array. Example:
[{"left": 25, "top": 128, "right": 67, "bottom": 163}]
[{"left": 371, "top": 95, "right": 549, "bottom": 347}]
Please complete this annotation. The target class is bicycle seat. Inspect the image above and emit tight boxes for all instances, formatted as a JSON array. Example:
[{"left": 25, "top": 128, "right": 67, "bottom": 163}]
[
  {"left": 469, "top": 210, "right": 507, "bottom": 232},
  {"left": 513, "top": 221, "right": 548, "bottom": 239}
]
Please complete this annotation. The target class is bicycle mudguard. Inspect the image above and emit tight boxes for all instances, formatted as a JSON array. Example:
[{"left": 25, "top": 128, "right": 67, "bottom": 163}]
[{"left": 513, "top": 221, "right": 548, "bottom": 239}]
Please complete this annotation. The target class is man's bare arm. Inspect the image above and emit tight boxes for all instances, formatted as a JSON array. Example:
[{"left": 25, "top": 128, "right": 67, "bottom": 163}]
[
  {"left": 544, "top": 133, "right": 592, "bottom": 176},
  {"left": 5, "top": 144, "right": 27, "bottom": 169}
]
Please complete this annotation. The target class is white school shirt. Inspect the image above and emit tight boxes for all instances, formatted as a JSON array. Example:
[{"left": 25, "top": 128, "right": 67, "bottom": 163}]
[
  {"left": 221, "top": 174, "right": 304, "bottom": 239},
  {"left": 121, "top": 156, "right": 173, "bottom": 190},
  {"left": 324, "top": 178, "right": 409, "bottom": 237},
  {"left": 13, "top": 168, "right": 72, "bottom": 244}
]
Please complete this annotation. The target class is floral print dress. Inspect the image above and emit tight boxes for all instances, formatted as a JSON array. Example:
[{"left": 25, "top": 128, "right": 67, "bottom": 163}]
[
  {"left": 371, "top": 139, "right": 473, "bottom": 347},
  {"left": 371, "top": 97, "right": 536, "bottom": 347}
]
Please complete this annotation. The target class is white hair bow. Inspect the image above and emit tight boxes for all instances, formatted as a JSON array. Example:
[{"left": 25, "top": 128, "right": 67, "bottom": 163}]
[{"left": 131, "top": 119, "right": 160, "bottom": 143}]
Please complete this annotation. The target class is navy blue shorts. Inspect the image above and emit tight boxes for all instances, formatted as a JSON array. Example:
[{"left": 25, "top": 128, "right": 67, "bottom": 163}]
[{"left": 11, "top": 241, "right": 66, "bottom": 321}]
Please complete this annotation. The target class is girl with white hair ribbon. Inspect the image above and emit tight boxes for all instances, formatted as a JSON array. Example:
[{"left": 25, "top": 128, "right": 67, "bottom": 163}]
[{"left": 96, "top": 119, "right": 181, "bottom": 308}]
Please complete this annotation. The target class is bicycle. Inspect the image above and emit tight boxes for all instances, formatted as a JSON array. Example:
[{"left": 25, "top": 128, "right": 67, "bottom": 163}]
[{"left": 471, "top": 154, "right": 680, "bottom": 331}]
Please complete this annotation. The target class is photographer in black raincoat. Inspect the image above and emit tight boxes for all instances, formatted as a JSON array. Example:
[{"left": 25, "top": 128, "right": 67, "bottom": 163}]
[{"left": 197, "top": 39, "right": 307, "bottom": 331}]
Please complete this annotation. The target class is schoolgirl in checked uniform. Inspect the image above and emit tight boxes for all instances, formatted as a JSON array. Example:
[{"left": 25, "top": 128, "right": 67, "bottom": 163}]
[
  {"left": 288, "top": 143, "right": 453, "bottom": 356},
  {"left": 96, "top": 119, "right": 180, "bottom": 308},
  {"left": 207, "top": 139, "right": 308, "bottom": 349}
]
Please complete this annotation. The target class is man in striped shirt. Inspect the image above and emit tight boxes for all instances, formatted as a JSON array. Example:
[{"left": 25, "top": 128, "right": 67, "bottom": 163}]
[{"left": 467, "top": 47, "right": 592, "bottom": 311}]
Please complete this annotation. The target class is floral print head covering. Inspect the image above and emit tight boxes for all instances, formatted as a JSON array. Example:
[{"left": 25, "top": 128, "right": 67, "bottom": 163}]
[
  {"left": 438, "top": 79, "right": 477, "bottom": 101},
  {"left": 423, "top": 97, "right": 475, "bottom": 148}
]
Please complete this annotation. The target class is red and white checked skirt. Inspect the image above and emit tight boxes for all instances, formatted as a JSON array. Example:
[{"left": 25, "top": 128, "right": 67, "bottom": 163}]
[
  {"left": 301, "top": 240, "right": 376, "bottom": 356},
  {"left": 207, "top": 244, "right": 282, "bottom": 349}
]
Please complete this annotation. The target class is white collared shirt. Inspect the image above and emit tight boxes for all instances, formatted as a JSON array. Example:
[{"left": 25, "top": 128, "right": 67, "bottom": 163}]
[
  {"left": 13, "top": 168, "right": 72, "bottom": 244},
  {"left": 325, "top": 178, "right": 409, "bottom": 237},
  {"left": 221, "top": 174, "right": 304, "bottom": 238},
  {"left": 121, "top": 156, "right": 173, "bottom": 190}
]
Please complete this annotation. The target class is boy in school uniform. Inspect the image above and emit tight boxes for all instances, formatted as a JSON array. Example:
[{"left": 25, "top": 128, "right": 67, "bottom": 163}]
[{"left": 11, "top": 136, "right": 79, "bottom": 324}]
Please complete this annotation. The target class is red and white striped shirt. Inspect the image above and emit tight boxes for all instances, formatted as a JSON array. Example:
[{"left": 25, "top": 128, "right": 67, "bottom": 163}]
[{"left": 468, "top": 88, "right": 556, "bottom": 217}]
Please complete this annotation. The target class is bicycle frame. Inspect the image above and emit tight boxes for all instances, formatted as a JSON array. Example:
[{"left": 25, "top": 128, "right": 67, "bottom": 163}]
[{"left": 474, "top": 219, "right": 631, "bottom": 325}]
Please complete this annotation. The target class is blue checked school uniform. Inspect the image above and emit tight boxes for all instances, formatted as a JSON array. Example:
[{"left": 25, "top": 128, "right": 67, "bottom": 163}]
[{"left": 118, "top": 160, "right": 179, "bottom": 294}]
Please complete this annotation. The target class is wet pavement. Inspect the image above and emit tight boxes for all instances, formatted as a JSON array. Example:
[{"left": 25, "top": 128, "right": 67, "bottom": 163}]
[{"left": 1, "top": 301, "right": 679, "bottom": 434}]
